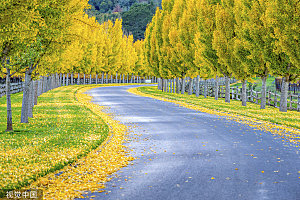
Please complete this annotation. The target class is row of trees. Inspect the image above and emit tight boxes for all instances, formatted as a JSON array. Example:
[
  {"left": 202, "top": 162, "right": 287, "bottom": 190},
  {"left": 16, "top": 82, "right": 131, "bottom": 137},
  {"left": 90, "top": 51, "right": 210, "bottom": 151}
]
[
  {"left": 0, "top": 0, "right": 153, "bottom": 132},
  {"left": 143, "top": 0, "right": 299, "bottom": 111}
]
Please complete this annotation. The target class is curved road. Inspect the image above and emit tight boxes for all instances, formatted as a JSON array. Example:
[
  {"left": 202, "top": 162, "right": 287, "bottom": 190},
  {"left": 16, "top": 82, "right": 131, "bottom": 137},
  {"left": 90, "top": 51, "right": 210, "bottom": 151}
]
[{"left": 83, "top": 85, "right": 300, "bottom": 200}]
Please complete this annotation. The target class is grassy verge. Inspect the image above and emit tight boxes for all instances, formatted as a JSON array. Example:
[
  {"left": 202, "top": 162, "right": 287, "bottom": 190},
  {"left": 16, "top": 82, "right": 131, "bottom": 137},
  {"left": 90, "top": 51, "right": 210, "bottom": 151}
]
[
  {"left": 27, "top": 85, "right": 134, "bottom": 199},
  {"left": 230, "top": 76, "right": 276, "bottom": 92},
  {"left": 0, "top": 84, "right": 135, "bottom": 195},
  {"left": 129, "top": 86, "right": 300, "bottom": 144}
]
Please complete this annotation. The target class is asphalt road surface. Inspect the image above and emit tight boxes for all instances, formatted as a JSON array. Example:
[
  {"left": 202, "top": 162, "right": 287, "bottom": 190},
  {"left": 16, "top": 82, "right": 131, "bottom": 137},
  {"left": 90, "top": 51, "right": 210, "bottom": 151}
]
[{"left": 82, "top": 85, "right": 300, "bottom": 200}]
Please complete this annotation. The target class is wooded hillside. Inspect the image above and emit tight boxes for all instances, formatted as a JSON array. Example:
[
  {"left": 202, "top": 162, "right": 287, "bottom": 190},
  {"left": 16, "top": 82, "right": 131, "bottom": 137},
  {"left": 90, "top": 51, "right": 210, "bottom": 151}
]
[{"left": 87, "top": 0, "right": 161, "bottom": 40}]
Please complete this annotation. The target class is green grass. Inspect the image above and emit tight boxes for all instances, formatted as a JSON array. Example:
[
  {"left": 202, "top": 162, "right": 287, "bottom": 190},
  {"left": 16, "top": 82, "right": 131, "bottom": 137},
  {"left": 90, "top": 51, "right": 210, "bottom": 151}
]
[
  {"left": 231, "top": 76, "right": 276, "bottom": 92},
  {"left": 0, "top": 85, "right": 109, "bottom": 194},
  {"left": 137, "top": 86, "right": 300, "bottom": 130}
]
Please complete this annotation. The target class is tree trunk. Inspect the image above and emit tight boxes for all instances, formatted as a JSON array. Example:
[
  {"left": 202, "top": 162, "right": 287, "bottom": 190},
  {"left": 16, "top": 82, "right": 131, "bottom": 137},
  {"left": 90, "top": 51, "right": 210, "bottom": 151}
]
[
  {"left": 127, "top": 74, "right": 129, "bottom": 83},
  {"left": 176, "top": 77, "right": 180, "bottom": 93},
  {"left": 50, "top": 75, "right": 54, "bottom": 90},
  {"left": 21, "top": 71, "right": 31, "bottom": 123},
  {"left": 28, "top": 80, "right": 34, "bottom": 118},
  {"left": 58, "top": 74, "right": 61, "bottom": 87},
  {"left": 279, "top": 77, "right": 289, "bottom": 112},
  {"left": 42, "top": 76, "right": 46, "bottom": 93},
  {"left": 71, "top": 73, "right": 73, "bottom": 85},
  {"left": 225, "top": 75, "right": 230, "bottom": 103},
  {"left": 123, "top": 74, "right": 125, "bottom": 83},
  {"left": 37, "top": 79, "right": 42, "bottom": 97},
  {"left": 166, "top": 79, "right": 169, "bottom": 92},
  {"left": 77, "top": 73, "right": 80, "bottom": 85},
  {"left": 260, "top": 76, "right": 267, "bottom": 109},
  {"left": 83, "top": 74, "right": 86, "bottom": 84},
  {"left": 110, "top": 75, "right": 113, "bottom": 83},
  {"left": 62, "top": 74, "right": 65, "bottom": 86},
  {"left": 188, "top": 77, "right": 193, "bottom": 95},
  {"left": 157, "top": 78, "right": 161, "bottom": 90},
  {"left": 195, "top": 75, "right": 200, "bottom": 97},
  {"left": 34, "top": 80, "right": 38, "bottom": 105},
  {"left": 5, "top": 68, "right": 13, "bottom": 131},
  {"left": 242, "top": 80, "right": 247, "bottom": 106},
  {"left": 40, "top": 77, "right": 44, "bottom": 95},
  {"left": 215, "top": 76, "right": 219, "bottom": 100},
  {"left": 95, "top": 74, "right": 98, "bottom": 84},
  {"left": 181, "top": 77, "right": 186, "bottom": 94},
  {"left": 66, "top": 73, "right": 69, "bottom": 86},
  {"left": 204, "top": 79, "right": 208, "bottom": 98},
  {"left": 105, "top": 73, "right": 108, "bottom": 83},
  {"left": 171, "top": 78, "right": 175, "bottom": 93},
  {"left": 54, "top": 73, "right": 57, "bottom": 88},
  {"left": 116, "top": 73, "right": 118, "bottom": 83}
]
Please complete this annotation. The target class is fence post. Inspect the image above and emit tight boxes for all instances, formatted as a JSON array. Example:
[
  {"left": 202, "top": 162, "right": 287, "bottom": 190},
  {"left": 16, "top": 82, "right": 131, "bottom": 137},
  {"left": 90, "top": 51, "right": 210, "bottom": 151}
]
[
  {"left": 289, "top": 93, "right": 293, "bottom": 110},
  {"left": 71, "top": 73, "right": 73, "bottom": 85},
  {"left": 62, "top": 74, "right": 65, "bottom": 86},
  {"left": 77, "top": 73, "right": 80, "bottom": 85},
  {"left": 255, "top": 92, "right": 258, "bottom": 104},
  {"left": 274, "top": 91, "right": 277, "bottom": 107},
  {"left": 250, "top": 86, "right": 253, "bottom": 102},
  {"left": 297, "top": 94, "right": 300, "bottom": 111},
  {"left": 66, "top": 73, "right": 69, "bottom": 86}
]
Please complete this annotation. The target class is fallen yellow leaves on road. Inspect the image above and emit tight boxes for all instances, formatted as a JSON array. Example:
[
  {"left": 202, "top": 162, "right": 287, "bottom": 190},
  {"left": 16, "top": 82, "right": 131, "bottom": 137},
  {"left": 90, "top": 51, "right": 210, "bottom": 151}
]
[
  {"left": 128, "top": 87, "right": 300, "bottom": 145},
  {"left": 25, "top": 86, "right": 134, "bottom": 199}
]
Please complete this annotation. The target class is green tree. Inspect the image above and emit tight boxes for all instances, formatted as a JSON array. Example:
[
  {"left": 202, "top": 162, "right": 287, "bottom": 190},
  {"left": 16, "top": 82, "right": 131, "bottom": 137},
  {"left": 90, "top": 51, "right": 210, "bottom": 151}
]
[
  {"left": 194, "top": 0, "right": 222, "bottom": 99},
  {"left": 122, "top": 2, "right": 156, "bottom": 40},
  {"left": 264, "top": 0, "right": 300, "bottom": 112},
  {"left": 212, "top": 1, "right": 236, "bottom": 103}
]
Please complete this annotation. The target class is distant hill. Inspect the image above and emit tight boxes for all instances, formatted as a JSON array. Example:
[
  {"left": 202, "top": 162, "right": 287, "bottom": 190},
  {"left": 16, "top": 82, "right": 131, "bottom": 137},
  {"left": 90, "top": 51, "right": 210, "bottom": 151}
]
[{"left": 87, "top": 0, "right": 161, "bottom": 40}]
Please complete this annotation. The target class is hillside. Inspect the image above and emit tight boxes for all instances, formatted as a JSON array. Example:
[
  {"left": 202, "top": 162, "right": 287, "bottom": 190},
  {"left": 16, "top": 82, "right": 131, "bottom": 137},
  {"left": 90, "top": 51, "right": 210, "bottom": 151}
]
[{"left": 87, "top": 0, "right": 161, "bottom": 40}]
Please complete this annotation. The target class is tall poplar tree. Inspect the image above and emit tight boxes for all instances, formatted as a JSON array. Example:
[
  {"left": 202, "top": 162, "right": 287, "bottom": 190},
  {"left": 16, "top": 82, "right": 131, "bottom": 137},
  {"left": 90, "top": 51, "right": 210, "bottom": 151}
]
[
  {"left": 194, "top": 0, "right": 222, "bottom": 99},
  {"left": 212, "top": 1, "right": 236, "bottom": 103},
  {"left": 234, "top": 0, "right": 273, "bottom": 109},
  {"left": 264, "top": 0, "right": 300, "bottom": 112}
]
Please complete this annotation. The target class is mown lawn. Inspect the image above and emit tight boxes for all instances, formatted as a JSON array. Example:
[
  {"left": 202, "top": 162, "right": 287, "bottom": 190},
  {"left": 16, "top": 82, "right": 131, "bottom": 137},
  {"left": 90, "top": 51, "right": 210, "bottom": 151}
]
[
  {"left": 0, "top": 85, "right": 109, "bottom": 194},
  {"left": 136, "top": 86, "right": 300, "bottom": 130}
]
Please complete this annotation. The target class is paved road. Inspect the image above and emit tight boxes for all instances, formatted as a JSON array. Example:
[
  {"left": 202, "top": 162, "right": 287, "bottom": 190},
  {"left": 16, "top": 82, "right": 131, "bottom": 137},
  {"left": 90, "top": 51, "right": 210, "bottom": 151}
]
[{"left": 83, "top": 85, "right": 300, "bottom": 200}]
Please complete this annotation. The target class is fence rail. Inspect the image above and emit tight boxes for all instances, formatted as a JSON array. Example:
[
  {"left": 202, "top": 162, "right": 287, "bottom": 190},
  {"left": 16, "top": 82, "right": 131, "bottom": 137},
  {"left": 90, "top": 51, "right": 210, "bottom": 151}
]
[
  {"left": 193, "top": 84, "right": 300, "bottom": 112},
  {"left": 0, "top": 82, "right": 23, "bottom": 98},
  {"left": 159, "top": 78, "right": 299, "bottom": 112},
  {"left": 0, "top": 73, "right": 158, "bottom": 98}
]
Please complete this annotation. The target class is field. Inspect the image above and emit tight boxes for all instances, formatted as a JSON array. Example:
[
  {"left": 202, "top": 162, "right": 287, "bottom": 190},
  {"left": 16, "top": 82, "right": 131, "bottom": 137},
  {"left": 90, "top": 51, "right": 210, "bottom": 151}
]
[{"left": 0, "top": 86, "right": 109, "bottom": 192}]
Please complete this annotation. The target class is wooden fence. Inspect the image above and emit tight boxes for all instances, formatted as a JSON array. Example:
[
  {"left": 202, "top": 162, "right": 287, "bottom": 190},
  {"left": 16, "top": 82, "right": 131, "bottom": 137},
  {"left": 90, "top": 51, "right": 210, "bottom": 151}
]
[
  {"left": 60, "top": 73, "right": 157, "bottom": 85},
  {"left": 0, "top": 82, "right": 23, "bottom": 98},
  {"left": 194, "top": 84, "right": 300, "bottom": 111},
  {"left": 0, "top": 73, "right": 158, "bottom": 98},
  {"left": 275, "top": 78, "right": 300, "bottom": 93},
  {"left": 159, "top": 77, "right": 299, "bottom": 112}
]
